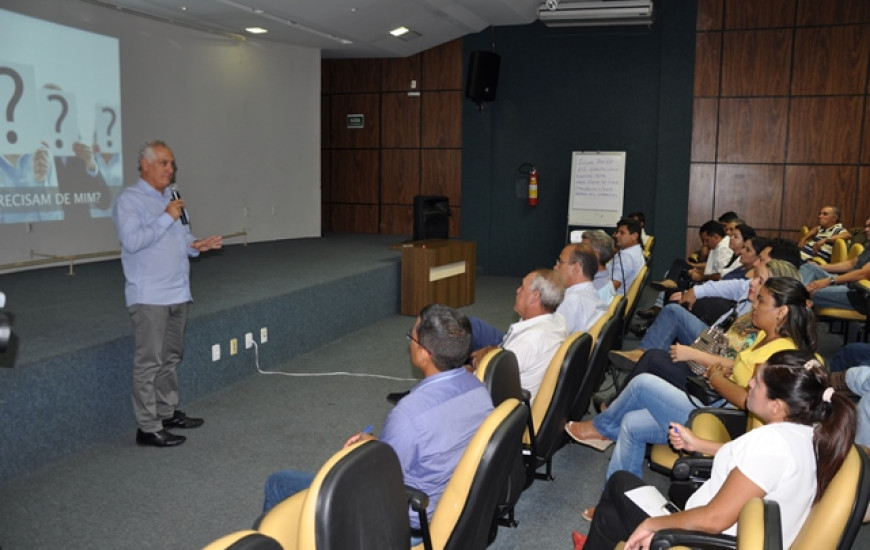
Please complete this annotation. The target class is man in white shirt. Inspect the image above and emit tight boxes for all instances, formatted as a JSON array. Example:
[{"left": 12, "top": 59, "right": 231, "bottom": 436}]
[
  {"left": 554, "top": 243, "right": 608, "bottom": 333},
  {"left": 470, "top": 269, "right": 568, "bottom": 403},
  {"left": 608, "top": 217, "right": 645, "bottom": 296}
]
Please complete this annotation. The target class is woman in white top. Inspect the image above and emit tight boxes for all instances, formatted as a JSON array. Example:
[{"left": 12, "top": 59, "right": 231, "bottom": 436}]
[{"left": 582, "top": 349, "right": 856, "bottom": 550}]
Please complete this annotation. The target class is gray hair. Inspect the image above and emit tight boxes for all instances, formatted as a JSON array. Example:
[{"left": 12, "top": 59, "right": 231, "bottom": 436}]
[
  {"left": 583, "top": 230, "right": 615, "bottom": 265},
  {"left": 528, "top": 269, "right": 565, "bottom": 313},
  {"left": 137, "top": 140, "right": 170, "bottom": 171}
]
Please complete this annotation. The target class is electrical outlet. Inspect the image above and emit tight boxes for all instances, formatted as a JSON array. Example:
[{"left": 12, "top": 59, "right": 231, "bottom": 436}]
[
  {"left": 211, "top": 344, "right": 220, "bottom": 362},
  {"left": 245, "top": 332, "right": 254, "bottom": 349},
  {"left": 260, "top": 327, "right": 268, "bottom": 344},
  {"left": 230, "top": 338, "right": 238, "bottom": 355}
]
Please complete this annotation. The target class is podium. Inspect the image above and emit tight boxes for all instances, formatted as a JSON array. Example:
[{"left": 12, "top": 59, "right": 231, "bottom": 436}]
[{"left": 396, "top": 240, "right": 476, "bottom": 316}]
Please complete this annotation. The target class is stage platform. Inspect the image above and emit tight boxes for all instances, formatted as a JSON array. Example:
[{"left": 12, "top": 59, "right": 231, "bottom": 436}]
[{"left": 0, "top": 233, "right": 404, "bottom": 481}]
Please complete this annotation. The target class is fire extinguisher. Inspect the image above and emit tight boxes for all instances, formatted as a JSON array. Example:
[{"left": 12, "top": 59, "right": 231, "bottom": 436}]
[
  {"left": 528, "top": 167, "right": 538, "bottom": 206},
  {"left": 519, "top": 163, "right": 538, "bottom": 206}
]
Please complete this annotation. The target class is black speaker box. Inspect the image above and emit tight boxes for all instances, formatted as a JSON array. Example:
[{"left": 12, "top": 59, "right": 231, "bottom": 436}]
[
  {"left": 413, "top": 195, "right": 450, "bottom": 241},
  {"left": 465, "top": 51, "right": 500, "bottom": 104}
]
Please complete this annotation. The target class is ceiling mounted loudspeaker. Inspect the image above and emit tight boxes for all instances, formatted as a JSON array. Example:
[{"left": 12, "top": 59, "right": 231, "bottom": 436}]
[{"left": 538, "top": 0, "right": 654, "bottom": 27}]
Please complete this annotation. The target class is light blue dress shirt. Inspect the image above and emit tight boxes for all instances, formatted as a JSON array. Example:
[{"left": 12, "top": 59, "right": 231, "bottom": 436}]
[{"left": 113, "top": 178, "right": 197, "bottom": 307}]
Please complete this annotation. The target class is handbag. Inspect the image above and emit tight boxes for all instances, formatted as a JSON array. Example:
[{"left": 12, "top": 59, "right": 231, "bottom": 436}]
[
  {"left": 685, "top": 375, "right": 722, "bottom": 406},
  {"left": 685, "top": 306, "right": 739, "bottom": 376}
]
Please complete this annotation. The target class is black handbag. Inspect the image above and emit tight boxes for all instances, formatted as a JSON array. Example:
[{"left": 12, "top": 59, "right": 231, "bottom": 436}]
[{"left": 685, "top": 375, "right": 722, "bottom": 406}]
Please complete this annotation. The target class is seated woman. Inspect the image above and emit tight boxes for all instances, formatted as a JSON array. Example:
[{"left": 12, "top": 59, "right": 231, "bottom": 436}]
[
  {"left": 564, "top": 277, "right": 816, "bottom": 484},
  {"left": 614, "top": 259, "right": 798, "bottom": 394},
  {"left": 582, "top": 350, "right": 856, "bottom": 550}
]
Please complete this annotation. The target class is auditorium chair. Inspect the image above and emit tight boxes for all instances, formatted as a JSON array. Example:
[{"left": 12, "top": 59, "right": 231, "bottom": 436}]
[
  {"left": 620, "top": 265, "right": 650, "bottom": 343},
  {"left": 411, "top": 398, "right": 529, "bottom": 550},
  {"left": 814, "top": 278, "right": 870, "bottom": 344},
  {"left": 643, "top": 235, "right": 655, "bottom": 262},
  {"left": 473, "top": 348, "right": 527, "bottom": 532},
  {"left": 201, "top": 530, "right": 282, "bottom": 550},
  {"left": 636, "top": 445, "right": 870, "bottom": 550},
  {"left": 257, "top": 440, "right": 409, "bottom": 550},
  {"left": 569, "top": 297, "right": 625, "bottom": 421},
  {"left": 849, "top": 242, "right": 864, "bottom": 260},
  {"left": 523, "top": 331, "right": 594, "bottom": 483}
]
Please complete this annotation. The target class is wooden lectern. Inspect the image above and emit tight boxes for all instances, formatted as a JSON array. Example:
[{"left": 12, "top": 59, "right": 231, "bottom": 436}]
[{"left": 397, "top": 240, "right": 476, "bottom": 316}]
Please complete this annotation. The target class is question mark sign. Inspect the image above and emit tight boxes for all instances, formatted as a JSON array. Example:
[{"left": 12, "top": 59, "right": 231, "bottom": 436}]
[
  {"left": 0, "top": 67, "right": 24, "bottom": 145},
  {"left": 101, "top": 107, "right": 116, "bottom": 148},
  {"left": 47, "top": 93, "right": 68, "bottom": 149}
]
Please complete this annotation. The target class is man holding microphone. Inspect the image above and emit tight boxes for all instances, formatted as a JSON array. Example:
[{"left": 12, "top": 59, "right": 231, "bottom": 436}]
[{"left": 113, "top": 140, "right": 222, "bottom": 447}]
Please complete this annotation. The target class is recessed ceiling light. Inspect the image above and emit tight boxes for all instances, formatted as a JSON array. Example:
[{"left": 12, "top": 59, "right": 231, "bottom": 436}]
[
  {"left": 246, "top": 27, "right": 268, "bottom": 34},
  {"left": 389, "top": 26, "right": 409, "bottom": 37}
]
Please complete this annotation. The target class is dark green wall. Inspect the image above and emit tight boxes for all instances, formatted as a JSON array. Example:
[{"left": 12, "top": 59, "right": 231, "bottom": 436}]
[{"left": 461, "top": 2, "right": 697, "bottom": 277}]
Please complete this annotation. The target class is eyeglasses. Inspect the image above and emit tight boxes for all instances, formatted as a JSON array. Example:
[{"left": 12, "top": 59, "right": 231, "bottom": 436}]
[{"left": 406, "top": 330, "right": 431, "bottom": 354}]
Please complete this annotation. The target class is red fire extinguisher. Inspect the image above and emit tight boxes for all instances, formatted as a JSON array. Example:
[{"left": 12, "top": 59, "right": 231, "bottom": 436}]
[{"left": 528, "top": 167, "right": 538, "bottom": 206}]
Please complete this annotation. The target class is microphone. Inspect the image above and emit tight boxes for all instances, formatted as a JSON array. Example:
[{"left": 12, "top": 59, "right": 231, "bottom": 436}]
[{"left": 169, "top": 184, "right": 189, "bottom": 225}]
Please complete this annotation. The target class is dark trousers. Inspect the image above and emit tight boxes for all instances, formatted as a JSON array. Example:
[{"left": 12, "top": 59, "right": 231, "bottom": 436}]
[{"left": 585, "top": 471, "right": 651, "bottom": 550}]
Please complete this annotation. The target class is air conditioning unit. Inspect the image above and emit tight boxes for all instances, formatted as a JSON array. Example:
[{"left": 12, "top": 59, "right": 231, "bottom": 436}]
[{"left": 538, "top": 0, "right": 654, "bottom": 27}]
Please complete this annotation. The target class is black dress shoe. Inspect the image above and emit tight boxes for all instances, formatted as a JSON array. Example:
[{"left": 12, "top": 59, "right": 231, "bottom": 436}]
[
  {"left": 136, "top": 429, "right": 186, "bottom": 447},
  {"left": 637, "top": 306, "right": 661, "bottom": 319},
  {"left": 387, "top": 390, "right": 410, "bottom": 405},
  {"left": 163, "top": 410, "right": 204, "bottom": 429}
]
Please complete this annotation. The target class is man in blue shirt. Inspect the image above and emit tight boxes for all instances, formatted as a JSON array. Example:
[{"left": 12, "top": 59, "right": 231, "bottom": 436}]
[
  {"left": 113, "top": 140, "right": 222, "bottom": 447},
  {"left": 263, "top": 304, "right": 494, "bottom": 531}
]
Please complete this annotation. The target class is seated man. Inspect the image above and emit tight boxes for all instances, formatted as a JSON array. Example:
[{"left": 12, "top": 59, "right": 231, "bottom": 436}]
[
  {"left": 554, "top": 242, "right": 608, "bottom": 333},
  {"left": 798, "top": 205, "right": 852, "bottom": 263},
  {"left": 470, "top": 268, "right": 568, "bottom": 402},
  {"left": 801, "top": 215, "right": 870, "bottom": 310},
  {"left": 262, "top": 304, "right": 494, "bottom": 533},
  {"left": 608, "top": 217, "right": 645, "bottom": 297},
  {"left": 582, "top": 229, "right": 617, "bottom": 304}
]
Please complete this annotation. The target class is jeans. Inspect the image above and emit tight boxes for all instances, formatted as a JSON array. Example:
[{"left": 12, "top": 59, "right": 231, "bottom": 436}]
[
  {"left": 846, "top": 367, "right": 870, "bottom": 448},
  {"left": 263, "top": 470, "right": 316, "bottom": 513},
  {"left": 830, "top": 343, "right": 870, "bottom": 372},
  {"left": 639, "top": 304, "right": 707, "bottom": 351},
  {"left": 592, "top": 373, "right": 700, "bottom": 480},
  {"left": 799, "top": 263, "right": 855, "bottom": 309}
]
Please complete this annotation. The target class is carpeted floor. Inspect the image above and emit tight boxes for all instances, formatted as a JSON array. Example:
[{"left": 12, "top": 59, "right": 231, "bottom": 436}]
[{"left": 0, "top": 276, "right": 866, "bottom": 549}]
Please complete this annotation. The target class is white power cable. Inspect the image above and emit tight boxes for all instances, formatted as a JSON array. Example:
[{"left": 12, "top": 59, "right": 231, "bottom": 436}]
[{"left": 248, "top": 341, "right": 418, "bottom": 382}]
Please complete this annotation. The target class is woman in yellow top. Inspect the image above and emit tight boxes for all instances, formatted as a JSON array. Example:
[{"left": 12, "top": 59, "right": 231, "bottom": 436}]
[{"left": 564, "top": 277, "right": 816, "bottom": 483}]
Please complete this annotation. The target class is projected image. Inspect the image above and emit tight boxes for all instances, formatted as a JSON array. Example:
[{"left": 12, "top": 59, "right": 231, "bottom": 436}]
[{"left": 0, "top": 8, "right": 121, "bottom": 224}]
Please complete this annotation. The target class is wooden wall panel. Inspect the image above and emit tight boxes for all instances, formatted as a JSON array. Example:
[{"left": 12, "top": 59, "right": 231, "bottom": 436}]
[
  {"left": 422, "top": 39, "right": 463, "bottom": 90},
  {"left": 449, "top": 207, "right": 461, "bottom": 237},
  {"left": 863, "top": 101, "right": 870, "bottom": 165},
  {"left": 382, "top": 55, "right": 421, "bottom": 91},
  {"left": 796, "top": 0, "right": 870, "bottom": 25},
  {"left": 321, "top": 95, "right": 330, "bottom": 149},
  {"left": 688, "top": 163, "right": 715, "bottom": 225},
  {"left": 717, "top": 98, "right": 787, "bottom": 163},
  {"left": 330, "top": 94, "right": 380, "bottom": 149},
  {"left": 791, "top": 26, "right": 870, "bottom": 95},
  {"left": 697, "top": 0, "right": 724, "bottom": 30},
  {"left": 721, "top": 30, "right": 791, "bottom": 96},
  {"left": 321, "top": 150, "right": 331, "bottom": 203},
  {"left": 422, "top": 91, "right": 462, "bottom": 148},
  {"left": 330, "top": 204, "right": 378, "bottom": 233},
  {"left": 857, "top": 168, "right": 870, "bottom": 225},
  {"left": 421, "top": 149, "right": 461, "bottom": 203},
  {"left": 715, "top": 164, "right": 784, "bottom": 228},
  {"left": 694, "top": 32, "right": 721, "bottom": 96},
  {"left": 787, "top": 96, "right": 863, "bottom": 164},
  {"left": 691, "top": 98, "right": 718, "bottom": 162},
  {"left": 382, "top": 93, "right": 421, "bottom": 148},
  {"left": 782, "top": 165, "right": 858, "bottom": 228},
  {"left": 330, "top": 149, "right": 379, "bottom": 204},
  {"left": 325, "top": 59, "right": 381, "bottom": 93},
  {"left": 724, "top": 0, "right": 795, "bottom": 29},
  {"left": 379, "top": 204, "right": 413, "bottom": 235},
  {"left": 381, "top": 149, "right": 420, "bottom": 204}
]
